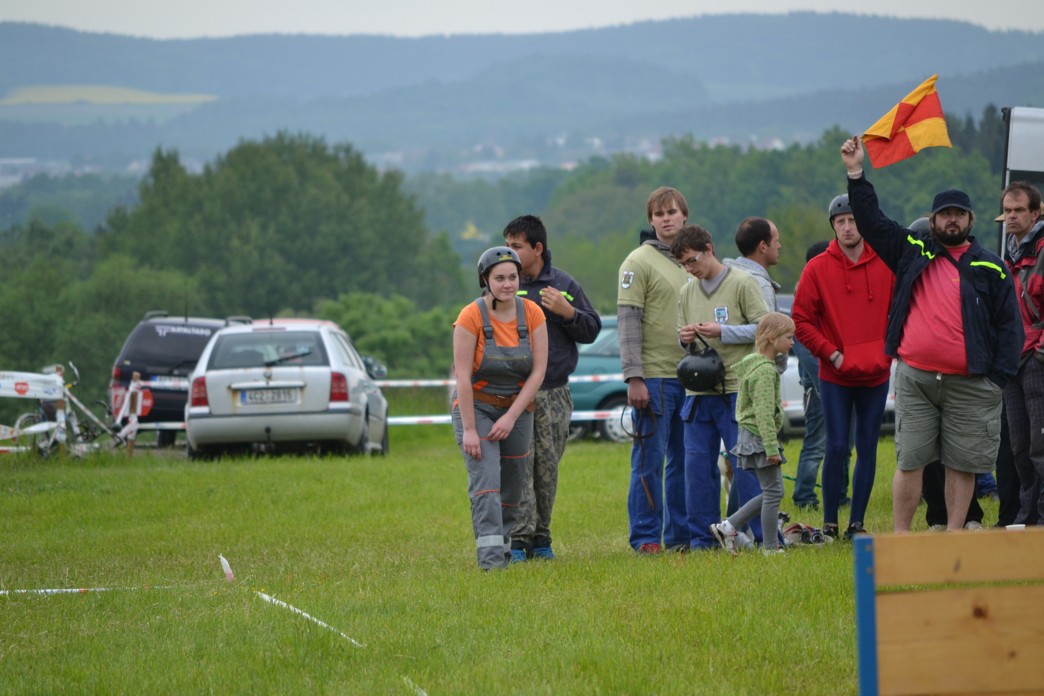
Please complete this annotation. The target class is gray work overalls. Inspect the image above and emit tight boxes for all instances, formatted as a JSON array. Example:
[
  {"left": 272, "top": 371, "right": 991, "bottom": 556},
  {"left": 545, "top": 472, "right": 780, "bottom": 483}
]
[{"left": 452, "top": 297, "right": 535, "bottom": 569}]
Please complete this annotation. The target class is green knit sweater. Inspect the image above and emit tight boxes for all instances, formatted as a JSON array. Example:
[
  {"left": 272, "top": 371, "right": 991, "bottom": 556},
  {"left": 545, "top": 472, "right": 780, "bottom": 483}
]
[{"left": 733, "top": 353, "right": 783, "bottom": 453}]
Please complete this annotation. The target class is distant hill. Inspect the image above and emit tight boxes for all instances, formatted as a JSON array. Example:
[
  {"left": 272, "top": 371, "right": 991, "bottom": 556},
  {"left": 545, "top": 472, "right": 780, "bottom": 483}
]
[{"left": 2, "top": 14, "right": 1044, "bottom": 173}]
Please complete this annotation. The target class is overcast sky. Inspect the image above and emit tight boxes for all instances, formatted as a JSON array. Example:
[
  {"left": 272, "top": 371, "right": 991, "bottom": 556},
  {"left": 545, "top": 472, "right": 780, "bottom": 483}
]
[{"left": 2, "top": 0, "right": 1042, "bottom": 38}]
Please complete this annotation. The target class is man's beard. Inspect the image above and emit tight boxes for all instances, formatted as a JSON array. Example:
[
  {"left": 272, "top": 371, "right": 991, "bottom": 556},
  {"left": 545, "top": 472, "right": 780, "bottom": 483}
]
[{"left": 932, "top": 222, "right": 971, "bottom": 246}]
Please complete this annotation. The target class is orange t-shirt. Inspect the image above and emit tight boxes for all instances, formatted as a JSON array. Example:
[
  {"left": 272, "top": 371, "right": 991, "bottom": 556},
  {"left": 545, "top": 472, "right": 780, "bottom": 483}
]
[{"left": 454, "top": 298, "right": 546, "bottom": 375}]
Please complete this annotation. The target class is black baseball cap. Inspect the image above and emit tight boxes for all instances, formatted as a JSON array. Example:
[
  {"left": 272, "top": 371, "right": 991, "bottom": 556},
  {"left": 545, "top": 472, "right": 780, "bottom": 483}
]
[{"left": 931, "top": 189, "right": 973, "bottom": 215}]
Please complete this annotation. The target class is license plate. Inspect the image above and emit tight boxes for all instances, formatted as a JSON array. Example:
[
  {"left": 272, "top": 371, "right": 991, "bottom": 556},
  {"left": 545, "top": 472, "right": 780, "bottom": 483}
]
[
  {"left": 150, "top": 376, "right": 189, "bottom": 390},
  {"left": 240, "top": 388, "right": 297, "bottom": 405}
]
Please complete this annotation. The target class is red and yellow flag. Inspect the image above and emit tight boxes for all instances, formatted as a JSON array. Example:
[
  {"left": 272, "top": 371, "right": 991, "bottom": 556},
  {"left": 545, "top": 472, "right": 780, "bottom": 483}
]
[{"left": 862, "top": 74, "right": 951, "bottom": 167}]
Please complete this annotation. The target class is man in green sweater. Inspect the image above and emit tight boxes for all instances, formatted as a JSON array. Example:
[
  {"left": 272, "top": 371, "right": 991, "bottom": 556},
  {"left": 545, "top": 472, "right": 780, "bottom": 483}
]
[{"left": 671, "top": 224, "right": 769, "bottom": 549}]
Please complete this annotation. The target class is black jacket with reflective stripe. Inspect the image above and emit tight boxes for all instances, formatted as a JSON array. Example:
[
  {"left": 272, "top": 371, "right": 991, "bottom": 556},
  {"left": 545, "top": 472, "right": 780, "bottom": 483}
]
[{"left": 848, "top": 174, "right": 1023, "bottom": 388}]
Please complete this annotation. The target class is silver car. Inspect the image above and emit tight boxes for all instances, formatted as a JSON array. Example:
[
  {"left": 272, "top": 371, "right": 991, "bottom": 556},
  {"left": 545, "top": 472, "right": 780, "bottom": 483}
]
[{"left": 184, "top": 319, "right": 388, "bottom": 458}]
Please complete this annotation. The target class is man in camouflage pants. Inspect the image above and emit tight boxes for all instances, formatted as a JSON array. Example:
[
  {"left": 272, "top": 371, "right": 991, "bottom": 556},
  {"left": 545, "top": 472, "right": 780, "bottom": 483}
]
[{"left": 504, "top": 215, "right": 602, "bottom": 560}]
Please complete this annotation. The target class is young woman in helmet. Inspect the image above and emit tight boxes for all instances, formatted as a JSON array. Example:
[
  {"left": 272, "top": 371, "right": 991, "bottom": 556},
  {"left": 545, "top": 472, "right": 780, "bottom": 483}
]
[
  {"left": 452, "top": 246, "right": 548, "bottom": 569},
  {"left": 710, "top": 312, "right": 795, "bottom": 555}
]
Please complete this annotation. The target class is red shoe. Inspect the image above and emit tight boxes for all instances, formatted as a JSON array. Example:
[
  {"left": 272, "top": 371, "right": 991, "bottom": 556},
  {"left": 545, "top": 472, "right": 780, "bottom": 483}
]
[{"left": 637, "top": 542, "right": 663, "bottom": 555}]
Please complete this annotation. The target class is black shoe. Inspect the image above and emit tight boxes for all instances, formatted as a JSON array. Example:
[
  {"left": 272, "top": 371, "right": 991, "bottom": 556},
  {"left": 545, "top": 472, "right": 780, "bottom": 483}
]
[
  {"left": 843, "top": 522, "right": 868, "bottom": 541},
  {"left": 823, "top": 523, "right": 839, "bottom": 540}
]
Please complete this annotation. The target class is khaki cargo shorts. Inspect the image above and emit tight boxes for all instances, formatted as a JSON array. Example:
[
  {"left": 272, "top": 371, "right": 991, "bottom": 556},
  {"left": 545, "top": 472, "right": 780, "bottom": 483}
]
[{"left": 894, "top": 360, "right": 1002, "bottom": 474}]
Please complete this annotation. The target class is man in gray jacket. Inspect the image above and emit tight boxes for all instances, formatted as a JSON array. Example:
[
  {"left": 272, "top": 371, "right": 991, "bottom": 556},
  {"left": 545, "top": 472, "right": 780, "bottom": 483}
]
[
  {"left": 726, "top": 217, "right": 785, "bottom": 377},
  {"left": 728, "top": 216, "right": 782, "bottom": 312}
]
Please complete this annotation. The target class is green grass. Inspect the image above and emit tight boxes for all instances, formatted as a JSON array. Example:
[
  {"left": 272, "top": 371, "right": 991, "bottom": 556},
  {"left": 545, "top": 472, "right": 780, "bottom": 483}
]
[{"left": 0, "top": 428, "right": 997, "bottom": 694}]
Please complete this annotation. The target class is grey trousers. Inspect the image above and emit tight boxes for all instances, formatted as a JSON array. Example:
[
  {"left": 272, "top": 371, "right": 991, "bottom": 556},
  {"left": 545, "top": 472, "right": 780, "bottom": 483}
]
[
  {"left": 727, "top": 464, "right": 785, "bottom": 551},
  {"left": 453, "top": 399, "right": 533, "bottom": 568},
  {"left": 1003, "top": 357, "right": 1044, "bottom": 524}
]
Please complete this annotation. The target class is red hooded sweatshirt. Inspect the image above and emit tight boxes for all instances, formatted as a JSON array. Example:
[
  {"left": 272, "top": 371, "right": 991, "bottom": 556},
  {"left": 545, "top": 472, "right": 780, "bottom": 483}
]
[{"left": 792, "top": 239, "right": 894, "bottom": 387}]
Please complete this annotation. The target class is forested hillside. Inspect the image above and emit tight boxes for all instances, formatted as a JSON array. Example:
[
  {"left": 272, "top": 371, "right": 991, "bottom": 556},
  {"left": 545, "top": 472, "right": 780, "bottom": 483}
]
[{"left": 2, "top": 15, "right": 1043, "bottom": 172}]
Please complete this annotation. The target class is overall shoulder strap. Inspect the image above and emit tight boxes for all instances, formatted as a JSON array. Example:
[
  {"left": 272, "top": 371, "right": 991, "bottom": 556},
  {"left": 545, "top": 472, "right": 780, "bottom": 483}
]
[
  {"left": 514, "top": 296, "right": 529, "bottom": 340},
  {"left": 475, "top": 298, "right": 495, "bottom": 341}
]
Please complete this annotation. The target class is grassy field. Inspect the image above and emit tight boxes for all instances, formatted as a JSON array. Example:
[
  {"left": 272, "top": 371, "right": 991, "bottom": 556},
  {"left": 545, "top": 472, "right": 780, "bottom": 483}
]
[{"left": 0, "top": 423, "right": 997, "bottom": 694}]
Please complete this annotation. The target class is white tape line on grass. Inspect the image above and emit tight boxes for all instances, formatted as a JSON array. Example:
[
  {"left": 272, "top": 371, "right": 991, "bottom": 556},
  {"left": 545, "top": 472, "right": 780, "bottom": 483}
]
[
  {"left": 402, "top": 675, "right": 429, "bottom": 695},
  {"left": 223, "top": 555, "right": 426, "bottom": 693},
  {"left": 254, "top": 590, "right": 365, "bottom": 648},
  {"left": 221, "top": 551, "right": 363, "bottom": 647},
  {"left": 0, "top": 585, "right": 175, "bottom": 596}
]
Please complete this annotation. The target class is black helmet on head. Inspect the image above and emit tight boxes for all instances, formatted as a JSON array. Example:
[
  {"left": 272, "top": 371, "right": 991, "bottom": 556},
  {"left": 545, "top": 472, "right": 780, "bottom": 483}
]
[
  {"left": 476, "top": 246, "right": 522, "bottom": 288},
  {"left": 676, "top": 337, "right": 725, "bottom": 392},
  {"left": 909, "top": 216, "right": 930, "bottom": 233},
  {"left": 828, "top": 194, "right": 852, "bottom": 225}
]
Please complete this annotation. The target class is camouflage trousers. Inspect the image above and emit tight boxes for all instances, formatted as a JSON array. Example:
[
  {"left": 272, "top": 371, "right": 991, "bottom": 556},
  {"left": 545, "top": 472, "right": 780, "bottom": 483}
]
[{"left": 511, "top": 385, "right": 573, "bottom": 548}]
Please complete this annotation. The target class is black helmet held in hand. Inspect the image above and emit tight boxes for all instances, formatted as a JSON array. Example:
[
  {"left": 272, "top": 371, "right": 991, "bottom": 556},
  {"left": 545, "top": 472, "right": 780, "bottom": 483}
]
[
  {"left": 476, "top": 246, "right": 522, "bottom": 288},
  {"left": 676, "top": 336, "right": 725, "bottom": 392}
]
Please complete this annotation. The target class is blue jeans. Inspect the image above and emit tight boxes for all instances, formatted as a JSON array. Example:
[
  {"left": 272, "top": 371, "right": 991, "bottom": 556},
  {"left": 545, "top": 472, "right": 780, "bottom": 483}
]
[
  {"left": 793, "top": 381, "right": 826, "bottom": 507},
  {"left": 975, "top": 472, "right": 999, "bottom": 497},
  {"left": 820, "top": 379, "right": 889, "bottom": 528},
  {"left": 682, "top": 393, "right": 765, "bottom": 547},
  {"left": 792, "top": 340, "right": 825, "bottom": 507},
  {"left": 627, "top": 378, "right": 687, "bottom": 549}
]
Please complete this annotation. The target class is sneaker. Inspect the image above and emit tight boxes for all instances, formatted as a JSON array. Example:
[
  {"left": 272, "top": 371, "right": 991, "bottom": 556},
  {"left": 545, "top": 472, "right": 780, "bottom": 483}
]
[
  {"left": 735, "top": 531, "right": 755, "bottom": 549},
  {"left": 531, "top": 545, "right": 556, "bottom": 559},
  {"left": 710, "top": 522, "right": 739, "bottom": 556},
  {"left": 928, "top": 524, "right": 947, "bottom": 532},
  {"left": 665, "top": 543, "right": 690, "bottom": 554},
  {"left": 964, "top": 520, "right": 984, "bottom": 531},
  {"left": 636, "top": 542, "right": 663, "bottom": 555},
  {"left": 509, "top": 549, "right": 528, "bottom": 564},
  {"left": 762, "top": 547, "right": 785, "bottom": 556},
  {"left": 823, "top": 524, "right": 839, "bottom": 540},
  {"left": 843, "top": 522, "right": 868, "bottom": 541}
]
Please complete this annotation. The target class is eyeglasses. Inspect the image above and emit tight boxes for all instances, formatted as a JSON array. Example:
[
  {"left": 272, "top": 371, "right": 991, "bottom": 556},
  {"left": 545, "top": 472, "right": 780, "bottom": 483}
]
[{"left": 680, "top": 252, "right": 703, "bottom": 267}]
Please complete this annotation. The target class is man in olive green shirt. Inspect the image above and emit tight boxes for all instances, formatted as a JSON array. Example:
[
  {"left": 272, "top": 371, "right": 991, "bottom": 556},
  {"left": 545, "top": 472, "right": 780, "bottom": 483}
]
[{"left": 618, "top": 186, "right": 691, "bottom": 554}]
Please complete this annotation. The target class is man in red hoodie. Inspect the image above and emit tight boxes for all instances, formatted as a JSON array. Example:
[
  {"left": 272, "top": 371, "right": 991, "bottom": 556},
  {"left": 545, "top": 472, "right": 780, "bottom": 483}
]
[{"left": 792, "top": 194, "right": 895, "bottom": 539}]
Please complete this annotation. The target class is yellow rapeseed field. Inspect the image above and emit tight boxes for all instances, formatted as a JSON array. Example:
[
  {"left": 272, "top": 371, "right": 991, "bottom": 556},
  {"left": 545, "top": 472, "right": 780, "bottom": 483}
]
[{"left": 1, "top": 84, "right": 217, "bottom": 105}]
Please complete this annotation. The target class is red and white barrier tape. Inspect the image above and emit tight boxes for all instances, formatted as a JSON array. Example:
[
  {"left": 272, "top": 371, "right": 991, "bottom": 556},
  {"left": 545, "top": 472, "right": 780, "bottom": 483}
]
[
  {"left": 376, "top": 374, "right": 623, "bottom": 388},
  {"left": 388, "top": 407, "right": 630, "bottom": 426}
]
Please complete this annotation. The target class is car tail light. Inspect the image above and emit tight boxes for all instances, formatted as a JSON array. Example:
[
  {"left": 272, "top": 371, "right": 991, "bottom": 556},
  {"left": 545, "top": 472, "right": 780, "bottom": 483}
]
[
  {"left": 330, "top": 372, "right": 348, "bottom": 402},
  {"left": 111, "top": 366, "right": 122, "bottom": 381},
  {"left": 190, "top": 377, "right": 209, "bottom": 407}
]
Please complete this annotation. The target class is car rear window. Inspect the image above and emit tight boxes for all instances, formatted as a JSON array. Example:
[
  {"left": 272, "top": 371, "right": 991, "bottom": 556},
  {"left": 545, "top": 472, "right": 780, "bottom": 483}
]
[
  {"left": 209, "top": 331, "right": 329, "bottom": 369},
  {"left": 123, "top": 324, "right": 217, "bottom": 368},
  {"left": 579, "top": 326, "right": 619, "bottom": 357}
]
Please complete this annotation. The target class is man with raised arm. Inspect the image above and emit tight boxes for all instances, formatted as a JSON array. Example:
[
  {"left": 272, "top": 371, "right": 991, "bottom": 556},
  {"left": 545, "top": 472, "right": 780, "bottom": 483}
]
[{"left": 840, "top": 136, "right": 1021, "bottom": 532}]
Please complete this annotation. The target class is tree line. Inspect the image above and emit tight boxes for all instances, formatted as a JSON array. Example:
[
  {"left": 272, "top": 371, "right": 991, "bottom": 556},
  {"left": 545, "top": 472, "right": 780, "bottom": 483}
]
[{"left": 0, "top": 109, "right": 1007, "bottom": 413}]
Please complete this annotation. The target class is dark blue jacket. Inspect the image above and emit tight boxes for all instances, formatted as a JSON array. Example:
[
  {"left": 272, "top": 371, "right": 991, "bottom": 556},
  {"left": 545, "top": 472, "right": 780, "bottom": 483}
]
[
  {"left": 517, "top": 249, "right": 602, "bottom": 390},
  {"left": 848, "top": 174, "right": 1022, "bottom": 388}
]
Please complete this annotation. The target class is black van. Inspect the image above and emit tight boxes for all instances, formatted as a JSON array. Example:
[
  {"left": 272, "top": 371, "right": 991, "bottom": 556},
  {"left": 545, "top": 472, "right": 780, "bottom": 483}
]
[{"left": 109, "top": 311, "right": 251, "bottom": 446}]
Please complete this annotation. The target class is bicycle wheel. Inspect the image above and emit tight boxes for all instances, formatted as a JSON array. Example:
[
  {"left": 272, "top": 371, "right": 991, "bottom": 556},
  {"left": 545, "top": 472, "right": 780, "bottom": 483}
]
[{"left": 13, "top": 412, "right": 58, "bottom": 457}]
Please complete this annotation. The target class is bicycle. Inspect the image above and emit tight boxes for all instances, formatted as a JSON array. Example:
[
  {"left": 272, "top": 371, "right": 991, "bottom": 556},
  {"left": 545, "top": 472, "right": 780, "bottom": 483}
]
[{"left": 5, "top": 363, "right": 125, "bottom": 457}]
